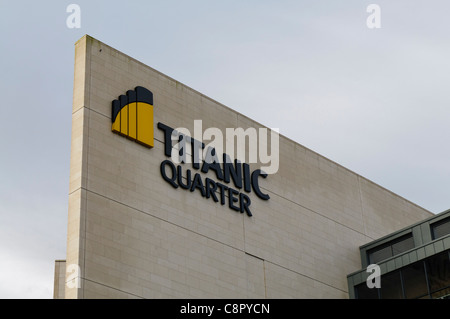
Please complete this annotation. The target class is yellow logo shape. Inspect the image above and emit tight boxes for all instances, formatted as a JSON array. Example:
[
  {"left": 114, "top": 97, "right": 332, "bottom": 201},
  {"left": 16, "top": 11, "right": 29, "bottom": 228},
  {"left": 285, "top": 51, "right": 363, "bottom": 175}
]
[{"left": 111, "top": 86, "right": 154, "bottom": 148}]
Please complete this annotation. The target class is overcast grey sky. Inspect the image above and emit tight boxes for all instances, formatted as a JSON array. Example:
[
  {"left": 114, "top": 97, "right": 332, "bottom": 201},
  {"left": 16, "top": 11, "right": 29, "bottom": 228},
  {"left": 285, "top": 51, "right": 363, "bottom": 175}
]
[{"left": 0, "top": 1, "right": 449, "bottom": 298}]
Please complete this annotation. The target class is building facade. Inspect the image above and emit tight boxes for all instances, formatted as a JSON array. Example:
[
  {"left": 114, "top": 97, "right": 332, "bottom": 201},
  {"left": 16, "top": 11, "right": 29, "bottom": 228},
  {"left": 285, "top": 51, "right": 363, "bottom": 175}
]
[
  {"left": 54, "top": 35, "right": 435, "bottom": 299},
  {"left": 348, "top": 209, "right": 450, "bottom": 299}
]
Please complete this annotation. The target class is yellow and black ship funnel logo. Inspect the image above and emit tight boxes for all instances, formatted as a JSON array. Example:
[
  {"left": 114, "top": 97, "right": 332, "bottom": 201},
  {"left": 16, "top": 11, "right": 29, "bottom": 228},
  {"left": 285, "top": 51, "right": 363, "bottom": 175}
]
[{"left": 111, "top": 86, "right": 154, "bottom": 148}]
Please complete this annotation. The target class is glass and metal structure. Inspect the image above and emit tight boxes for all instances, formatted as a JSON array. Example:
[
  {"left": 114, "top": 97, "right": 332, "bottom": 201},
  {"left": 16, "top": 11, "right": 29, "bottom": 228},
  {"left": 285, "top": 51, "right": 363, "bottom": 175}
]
[{"left": 348, "top": 209, "right": 450, "bottom": 299}]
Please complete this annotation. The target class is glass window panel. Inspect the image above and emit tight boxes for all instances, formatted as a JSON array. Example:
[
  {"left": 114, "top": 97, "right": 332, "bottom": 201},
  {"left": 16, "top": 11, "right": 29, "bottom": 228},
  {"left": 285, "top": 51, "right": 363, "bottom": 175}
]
[
  {"left": 426, "top": 251, "right": 450, "bottom": 294},
  {"left": 369, "top": 245, "right": 392, "bottom": 264},
  {"left": 392, "top": 235, "right": 414, "bottom": 255},
  {"left": 402, "top": 261, "right": 428, "bottom": 299},
  {"left": 431, "top": 217, "right": 450, "bottom": 240},
  {"left": 368, "top": 233, "right": 414, "bottom": 264},
  {"left": 355, "top": 283, "right": 379, "bottom": 299},
  {"left": 381, "top": 271, "right": 403, "bottom": 299},
  {"left": 431, "top": 287, "right": 450, "bottom": 299}
]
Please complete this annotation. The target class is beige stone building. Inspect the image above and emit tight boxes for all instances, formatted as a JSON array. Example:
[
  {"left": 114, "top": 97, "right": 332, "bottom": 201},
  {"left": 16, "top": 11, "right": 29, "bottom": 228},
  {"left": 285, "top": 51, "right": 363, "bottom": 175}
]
[{"left": 54, "top": 35, "right": 434, "bottom": 299}]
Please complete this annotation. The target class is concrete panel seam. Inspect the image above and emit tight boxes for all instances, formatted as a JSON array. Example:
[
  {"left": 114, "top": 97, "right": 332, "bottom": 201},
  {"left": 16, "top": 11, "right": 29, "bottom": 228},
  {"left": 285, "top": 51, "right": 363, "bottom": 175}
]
[
  {"left": 263, "top": 260, "right": 267, "bottom": 298},
  {"left": 357, "top": 175, "right": 368, "bottom": 236},
  {"left": 81, "top": 46, "right": 93, "bottom": 299},
  {"left": 83, "top": 277, "right": 144, "bottom": 299},
  {"left": 84, "top": 188, "right": 246, "bottom": 254},
  {"left": 264, "top": 259, "right": 348, "bottom": 295},
  {"left": 267, "top": 187, "right": 369, "bottom": 239}
]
